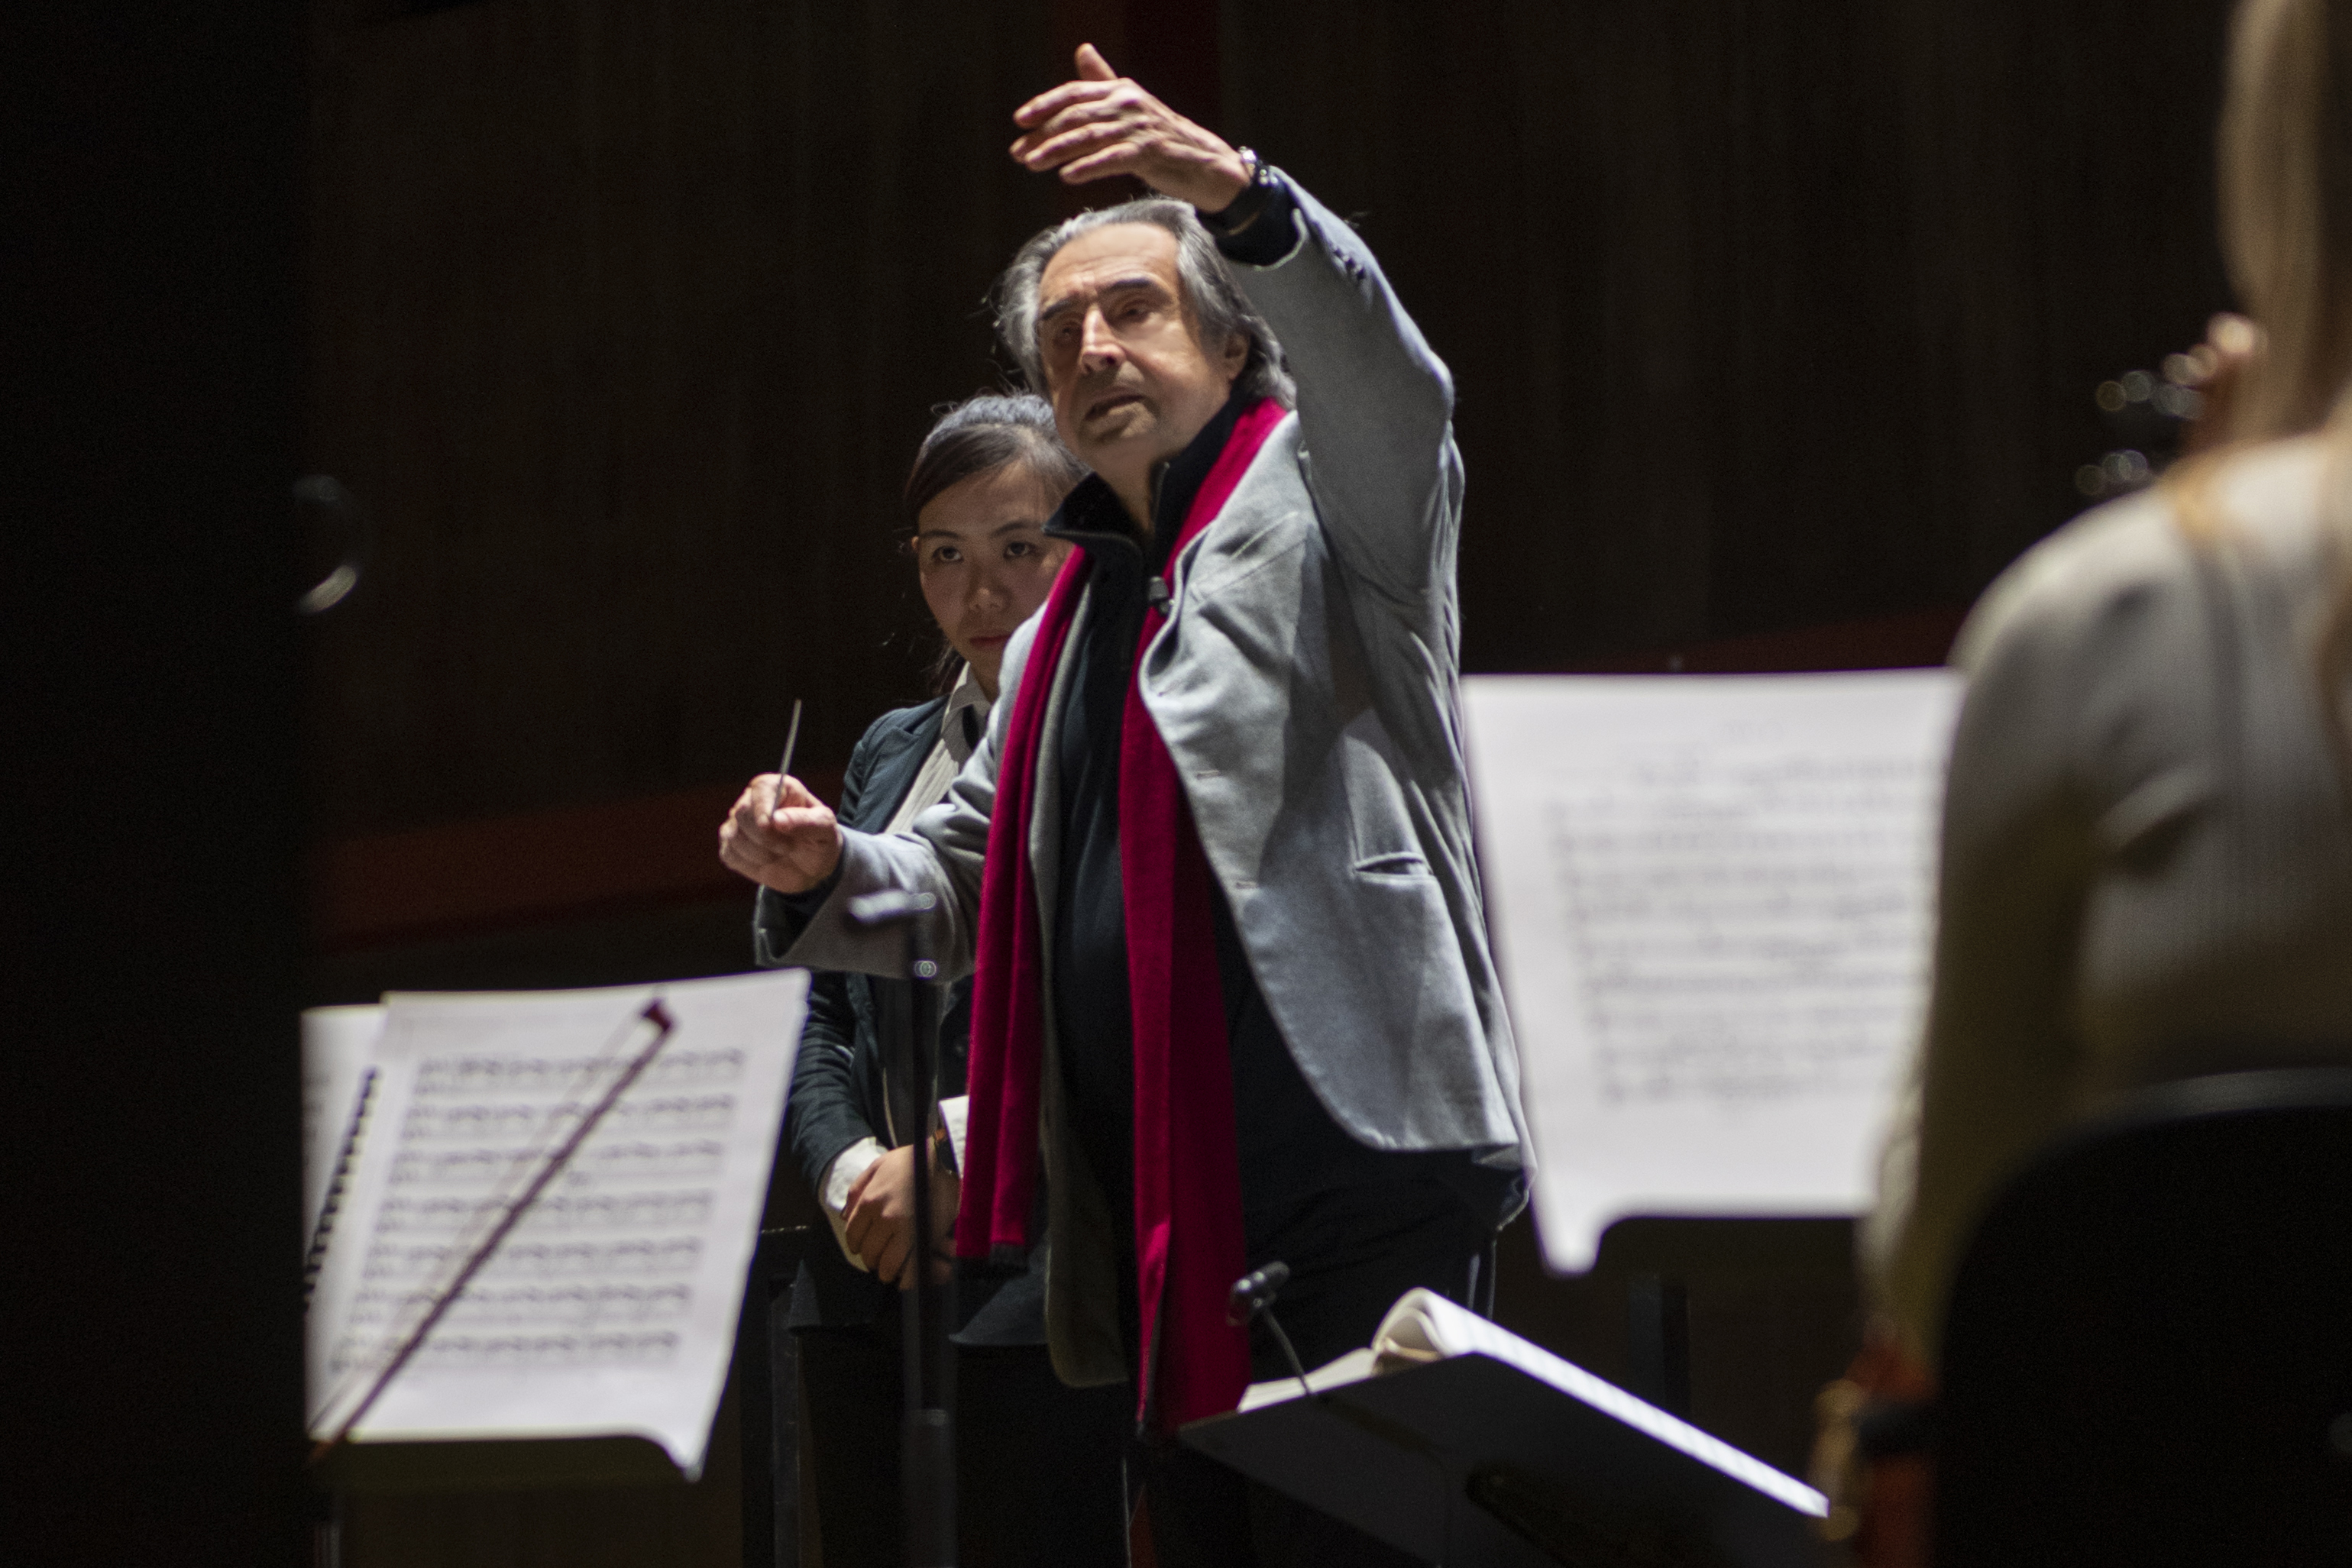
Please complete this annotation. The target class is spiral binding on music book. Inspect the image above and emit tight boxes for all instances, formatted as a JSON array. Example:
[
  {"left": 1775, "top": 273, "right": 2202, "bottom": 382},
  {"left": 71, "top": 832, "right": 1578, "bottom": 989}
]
[{"left": 304, "top": 1067, "right": 379, "bottom": 1307}]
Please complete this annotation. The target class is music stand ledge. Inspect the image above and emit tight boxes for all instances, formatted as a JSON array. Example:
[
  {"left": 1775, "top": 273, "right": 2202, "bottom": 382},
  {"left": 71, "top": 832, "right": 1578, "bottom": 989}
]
[
  {"left": 311, "top": 1434, "right": 684, "bottom": 1495},
  {"left": 1182, "top": 1354, "right": 1823, "bottom": 1567}
]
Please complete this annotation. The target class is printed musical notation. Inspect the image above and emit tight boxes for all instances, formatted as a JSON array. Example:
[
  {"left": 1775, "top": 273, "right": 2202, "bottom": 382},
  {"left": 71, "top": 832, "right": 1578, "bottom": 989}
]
[
  {"left": 303, "top": 973, "right": 808, "bottom": 1475},
  {"left": 400, "top": 1331, "right": 682, "bottom": 1369},
  {"left": 370, "top": 1191, "right": 716, "bottom": 1235},
  {"left": 410, "top": 1048, "right": 748, "bottom": 1096},
  {"left": 325, "top": 1040, "right": 732, "bottom": 1379},
  {"left": 400, "top": 1092, "right": 740, "bottom": 1143},
  {"left": 388, "top": 1138, "right": 729, "bottom": 1190},
  {"left": 1540, "top": 744, "right": 1939, "bottom": 1107},
  {"left": 364, "top": 1234, "right": 701, "bottom": 1280},
  {"left": 345, "top": 1279, "right": 689, "bottom": 1346},
  {"left": 1463, "top": 671, "right": 1962, "bottom": 1272}
]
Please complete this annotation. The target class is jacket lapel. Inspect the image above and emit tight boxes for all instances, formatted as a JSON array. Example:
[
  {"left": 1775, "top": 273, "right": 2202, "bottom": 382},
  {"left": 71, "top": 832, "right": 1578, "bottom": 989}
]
[{"left": 843, "top": 699, "right": 946, "bottom": 833}]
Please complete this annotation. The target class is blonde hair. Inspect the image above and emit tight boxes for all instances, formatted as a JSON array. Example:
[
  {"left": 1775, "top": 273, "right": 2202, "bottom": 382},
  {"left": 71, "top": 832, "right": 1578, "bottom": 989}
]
[
  {"left": 2218, "top": 0, "right": 2352, "bottom": 435},
  {"left": 2184, "top": 0, "right": 2352, "bottom": 775}
]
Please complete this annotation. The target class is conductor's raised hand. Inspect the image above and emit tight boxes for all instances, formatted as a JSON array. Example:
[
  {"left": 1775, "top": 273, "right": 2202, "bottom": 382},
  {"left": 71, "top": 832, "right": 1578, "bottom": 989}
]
[
  {"left": 1011, "top": 44, "right": 1252, "bottom": 212},
  {"left": 717, "top": 773, "right": 843, "bottom": 894}
]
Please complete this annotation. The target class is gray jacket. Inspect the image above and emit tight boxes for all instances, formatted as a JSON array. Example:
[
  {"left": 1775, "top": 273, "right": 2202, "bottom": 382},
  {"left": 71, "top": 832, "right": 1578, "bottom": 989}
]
[{"left": 782, "top": 173, "right": 1529, "bottom": 1383}]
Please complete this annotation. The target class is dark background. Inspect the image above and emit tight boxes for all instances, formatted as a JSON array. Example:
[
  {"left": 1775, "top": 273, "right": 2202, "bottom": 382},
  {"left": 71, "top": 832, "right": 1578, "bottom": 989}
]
[
  {"left": 299, "top": 0, "right": 2232, "bottom": 995},
  {"left": 302, "top": 0, "right": 2240, "bottom": 827},
  {"left": 16, "top": 1, "right": 2233, "bottom": 1562},
  {"left": 11, "top": 8, "right": 309, "bottom": 1567}
]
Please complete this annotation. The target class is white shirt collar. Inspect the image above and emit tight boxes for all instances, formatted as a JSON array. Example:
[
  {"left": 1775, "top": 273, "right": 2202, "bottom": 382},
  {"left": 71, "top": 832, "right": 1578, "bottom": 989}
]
[{"left": 941, "top": 661, "right": 992, "bottom": 764}]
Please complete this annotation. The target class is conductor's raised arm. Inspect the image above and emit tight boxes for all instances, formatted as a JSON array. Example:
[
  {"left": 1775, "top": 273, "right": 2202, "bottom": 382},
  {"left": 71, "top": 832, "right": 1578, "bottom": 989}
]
[{"left": 1012, "top": 44, "right": 1458, "bottom": 609}]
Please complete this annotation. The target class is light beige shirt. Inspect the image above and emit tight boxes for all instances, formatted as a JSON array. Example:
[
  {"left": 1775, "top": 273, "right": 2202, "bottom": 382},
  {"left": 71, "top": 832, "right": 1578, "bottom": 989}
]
[{"left": 1870, "top": 437, "right": 2352, "bottom": 1362}]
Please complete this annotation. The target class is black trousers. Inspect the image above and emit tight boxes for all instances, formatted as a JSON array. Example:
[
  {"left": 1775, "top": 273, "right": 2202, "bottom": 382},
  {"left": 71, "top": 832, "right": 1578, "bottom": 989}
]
[
  {"left": 1137, "top": 1182, "right": 1498, "bottom": 1568},
  {"left": 794, "top": 1315, "right": 1131, "bottom": 1568}
]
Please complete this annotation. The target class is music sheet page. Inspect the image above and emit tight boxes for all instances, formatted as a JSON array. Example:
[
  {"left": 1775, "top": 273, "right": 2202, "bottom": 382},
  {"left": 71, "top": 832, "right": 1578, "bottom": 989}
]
[
  {"left": 1464, "top": 671, "right": 1962, "bottom": 1272},
  {"left": 305, "top": 969, "right": 807, "bottom": 1476}
]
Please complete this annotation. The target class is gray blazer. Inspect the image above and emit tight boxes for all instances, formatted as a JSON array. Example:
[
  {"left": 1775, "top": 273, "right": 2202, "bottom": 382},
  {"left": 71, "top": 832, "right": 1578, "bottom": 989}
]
[{"left": 782, "top": 173, "right": 1529, "bottom": 1383}]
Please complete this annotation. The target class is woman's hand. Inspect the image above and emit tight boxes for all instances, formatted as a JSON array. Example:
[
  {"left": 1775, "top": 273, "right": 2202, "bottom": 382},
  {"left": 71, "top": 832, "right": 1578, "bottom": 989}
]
[
  {"left": 841, "top": 1142, "right": 960, "bottom": 1288},
  {"left": 718, "top": 772, "right": 843, "bottom": 894}
]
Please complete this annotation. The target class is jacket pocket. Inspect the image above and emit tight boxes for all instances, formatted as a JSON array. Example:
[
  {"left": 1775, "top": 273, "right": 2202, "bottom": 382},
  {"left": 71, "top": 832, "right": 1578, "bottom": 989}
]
[
  {"left": 1352, "top": 851, "right": 1433, "bottom": 878},
  {"left": 1182, "top": 508, "right": 1309, "bottom": 600}
]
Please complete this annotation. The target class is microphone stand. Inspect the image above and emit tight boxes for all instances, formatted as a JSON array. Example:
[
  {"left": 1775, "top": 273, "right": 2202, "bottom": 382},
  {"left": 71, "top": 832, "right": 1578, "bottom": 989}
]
[{"left": 848, "top": 891, "right": 956, "bottom": 1568}]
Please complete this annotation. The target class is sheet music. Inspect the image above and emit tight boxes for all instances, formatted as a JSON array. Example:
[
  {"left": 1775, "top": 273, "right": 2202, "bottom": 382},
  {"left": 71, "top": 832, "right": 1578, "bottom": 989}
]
[
  {"left": 303, "top": 1005, "right": 384, "bottom": 1238},
  {"left": 1464, "top": 671, "right": 1962, "bottom": 1271},
  {"left": 305, "top": 969, "right": 807, "bottom": 1476}
]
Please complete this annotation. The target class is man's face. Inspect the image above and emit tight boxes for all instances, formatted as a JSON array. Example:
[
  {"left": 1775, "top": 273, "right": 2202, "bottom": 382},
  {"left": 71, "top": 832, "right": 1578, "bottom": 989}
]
[{"left": 1035, "top": 223, "right": 1247, "bottom": 513}]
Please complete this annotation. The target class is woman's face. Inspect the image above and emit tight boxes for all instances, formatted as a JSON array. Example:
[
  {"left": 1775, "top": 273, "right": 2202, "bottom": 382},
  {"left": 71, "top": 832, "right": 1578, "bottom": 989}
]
[{"left": 914, "top": 461, "right": 1071, "bottom": 697}]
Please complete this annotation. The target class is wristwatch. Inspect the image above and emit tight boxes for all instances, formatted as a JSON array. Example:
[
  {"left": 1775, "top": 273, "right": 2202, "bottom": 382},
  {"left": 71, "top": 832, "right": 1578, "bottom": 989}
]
[{"left": 1199, "top": 146, "right": 1278, "bottom": 238}]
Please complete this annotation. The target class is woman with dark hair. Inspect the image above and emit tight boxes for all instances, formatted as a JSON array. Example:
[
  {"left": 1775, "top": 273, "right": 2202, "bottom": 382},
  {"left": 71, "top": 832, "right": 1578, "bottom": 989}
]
[{"left": 724, "top": 394, "right": 1126, "bottom": 1566}]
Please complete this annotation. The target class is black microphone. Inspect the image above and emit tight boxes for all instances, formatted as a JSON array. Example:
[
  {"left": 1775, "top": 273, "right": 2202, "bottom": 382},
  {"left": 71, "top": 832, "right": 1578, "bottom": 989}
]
[
  {"left": 1227, "top": 1260, "right": 1291, "bottom": 1326},
  {"left": 1228, "top": 1260, "right": 1313, "bottom": 1402}
]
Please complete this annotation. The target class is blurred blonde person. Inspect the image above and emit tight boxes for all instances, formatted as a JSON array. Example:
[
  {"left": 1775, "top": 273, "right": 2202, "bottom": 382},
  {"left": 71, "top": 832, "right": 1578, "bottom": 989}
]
[{"left": 1830, "top": 4, "right": 2352, "bottom": 1557}]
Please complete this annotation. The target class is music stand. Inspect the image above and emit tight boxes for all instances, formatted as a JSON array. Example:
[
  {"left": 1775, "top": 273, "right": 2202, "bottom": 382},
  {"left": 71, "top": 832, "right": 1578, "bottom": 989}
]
[
  {"left": 1184, "top": 1351, "right": 1823, "bottom": 1568},
  {"left": 846, "top": 891, "right": 956, "bottom": 1568}
]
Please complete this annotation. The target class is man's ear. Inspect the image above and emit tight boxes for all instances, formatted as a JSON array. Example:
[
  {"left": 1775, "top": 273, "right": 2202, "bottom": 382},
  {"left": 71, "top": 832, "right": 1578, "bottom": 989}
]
[{"left": 1221, "top": 331, "right": 1250, "bottom": 383}]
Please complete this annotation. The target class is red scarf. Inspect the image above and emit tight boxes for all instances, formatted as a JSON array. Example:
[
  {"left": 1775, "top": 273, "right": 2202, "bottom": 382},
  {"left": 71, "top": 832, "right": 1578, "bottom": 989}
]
[{"left": 957, "top": 398, "right": 1286, "bottom": 1428}]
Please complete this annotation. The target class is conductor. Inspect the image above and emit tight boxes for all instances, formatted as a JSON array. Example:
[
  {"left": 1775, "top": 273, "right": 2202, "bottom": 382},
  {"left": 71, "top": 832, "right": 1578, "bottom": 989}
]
[{"left": 721, "top": 45, "right": 1529, "bottom": 1565}]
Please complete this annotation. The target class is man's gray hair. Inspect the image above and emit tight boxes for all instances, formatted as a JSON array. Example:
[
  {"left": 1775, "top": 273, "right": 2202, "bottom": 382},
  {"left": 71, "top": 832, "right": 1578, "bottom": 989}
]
[{"left": 992, "top": 198, "right": 1296, "bottom": 408}]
